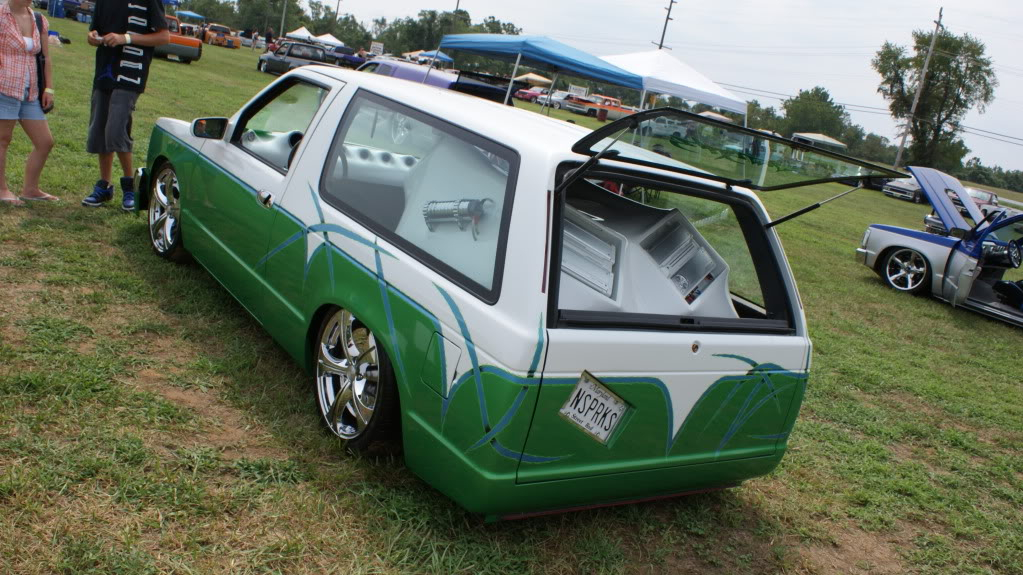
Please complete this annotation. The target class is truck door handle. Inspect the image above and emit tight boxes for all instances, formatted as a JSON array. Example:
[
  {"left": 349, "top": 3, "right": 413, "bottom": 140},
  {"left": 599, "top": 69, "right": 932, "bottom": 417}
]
[{"left": 257, "top": 190, "right": 273, "bottom": 208}]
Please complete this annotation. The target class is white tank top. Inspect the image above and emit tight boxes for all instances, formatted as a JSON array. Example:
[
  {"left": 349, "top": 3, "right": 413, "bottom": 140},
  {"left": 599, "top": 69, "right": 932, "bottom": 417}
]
[{"left": 23, "top": 37, "right": 34, "bottom": 91}]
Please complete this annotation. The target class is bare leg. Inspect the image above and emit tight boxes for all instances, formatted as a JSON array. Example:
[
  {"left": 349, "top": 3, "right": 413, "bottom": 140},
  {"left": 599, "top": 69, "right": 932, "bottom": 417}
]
[
  {"left": 99, "top": 152, "right": 114, "bottom": 184},
  {"left": 19, "top": 119, "right": 55, "bottom": 199},
  {"left": 0, "top": 120, "right": 21, "bottom": 203},
  {"left": 116, "top": 151, "right": 132, "bottom": 178}
]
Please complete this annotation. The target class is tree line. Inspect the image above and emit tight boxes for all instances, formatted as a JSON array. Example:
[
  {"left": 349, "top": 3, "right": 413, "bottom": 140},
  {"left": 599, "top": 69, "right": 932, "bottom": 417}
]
[{"left": 174, "top": 3, "right": 1020, "bottom": 192}]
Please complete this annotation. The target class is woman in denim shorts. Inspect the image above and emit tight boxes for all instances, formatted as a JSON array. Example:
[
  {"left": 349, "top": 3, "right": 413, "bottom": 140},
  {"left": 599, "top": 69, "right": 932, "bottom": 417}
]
[{"left": 0, "top": 0, "right": 56, "bottom": 205}]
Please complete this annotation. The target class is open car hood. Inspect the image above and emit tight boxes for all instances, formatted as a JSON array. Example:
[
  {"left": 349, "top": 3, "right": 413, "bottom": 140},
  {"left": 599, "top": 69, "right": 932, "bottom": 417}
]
[
  {"left": 909, "top": 166, "right": 984, "bottom": 232},
  {"left": 571, "top": 108, "right": 906, "bottom": 191}
]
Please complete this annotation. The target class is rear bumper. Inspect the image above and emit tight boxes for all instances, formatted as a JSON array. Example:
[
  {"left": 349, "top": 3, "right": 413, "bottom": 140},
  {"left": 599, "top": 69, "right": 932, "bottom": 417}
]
[{"left": 403, "top": 411, "right": 787, "bottom": 519}]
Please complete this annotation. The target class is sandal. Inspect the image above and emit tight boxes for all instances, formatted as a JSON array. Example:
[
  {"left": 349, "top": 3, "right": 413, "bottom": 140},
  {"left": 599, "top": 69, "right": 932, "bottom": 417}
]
[
  {"left": 19, "top": 192, "right": 60, "bottom": 202},
  {"left": 0, "top": 194, "right": 25, "bottom": 206}
]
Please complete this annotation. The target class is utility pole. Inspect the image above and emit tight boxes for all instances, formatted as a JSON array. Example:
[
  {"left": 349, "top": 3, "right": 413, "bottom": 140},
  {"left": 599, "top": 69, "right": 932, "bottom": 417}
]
[
  {"left": 653, "top": 0, "right": 677, "bottom": 50},
  {"left": 894, "top": 7, "right": 943, "bottom": 168},
  {"left": 279, "top": 0, "right": 287, "bottom": 39},
  {"left": 335, "top": 0, "right": 341, "bottom": 21}
]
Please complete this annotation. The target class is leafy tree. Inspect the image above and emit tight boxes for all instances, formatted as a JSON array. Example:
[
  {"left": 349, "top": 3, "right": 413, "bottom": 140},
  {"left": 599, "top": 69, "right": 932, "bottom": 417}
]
[
  {"left": 745, "top": 99, "right": 783, "bottom": 133},
  {"left": 873, "top": 29, "right": 997, "bottom": 171},
  {"left": 780, "top": 86, "right": 850, "bottom": 140}
]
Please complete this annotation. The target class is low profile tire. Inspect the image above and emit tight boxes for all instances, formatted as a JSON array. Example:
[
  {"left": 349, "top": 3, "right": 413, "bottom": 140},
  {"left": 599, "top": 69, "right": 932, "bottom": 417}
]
[
  {"left": 882, "top": 248, "right": 929, "bottom": 294},
  {"left": 1008, "top": 239, "right": 1022, "bottom": 269},
  {"left": 315, "top": 308, "right": 399, "bottom": 453},
  {"left": 148, "top": 163, "right": 186, "bottom": 262}
]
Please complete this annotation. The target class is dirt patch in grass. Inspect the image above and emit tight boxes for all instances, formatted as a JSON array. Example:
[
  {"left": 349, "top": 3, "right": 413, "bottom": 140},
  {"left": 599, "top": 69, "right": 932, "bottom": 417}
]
[{"left": 798, "top": 527, "right": 907, "bottom": 574}]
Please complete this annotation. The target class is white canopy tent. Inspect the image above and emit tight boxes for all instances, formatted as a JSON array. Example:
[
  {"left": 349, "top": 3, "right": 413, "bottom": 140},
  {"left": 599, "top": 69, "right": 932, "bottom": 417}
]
[
  {"left": 285, "top": 26, "right": 316, "bottom": 41},
  {"left": 600, "top": 50, "right": 747, "bottom": 116},
  {"left": 314, "top": 33, "right": 344, "bottom": 47}
]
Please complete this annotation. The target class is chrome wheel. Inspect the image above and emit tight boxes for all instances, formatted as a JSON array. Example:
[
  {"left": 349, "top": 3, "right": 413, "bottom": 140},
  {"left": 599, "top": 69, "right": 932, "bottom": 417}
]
[
  {"left": 258, "top": 60, "right": 266, "bottom": 72},
  {"left": 884, "top": 248, "right": 928, "bottom": 293},
  {"left": 316, "top": 310, "right": 381, "bottom": 441},
  {"left": 149, "top": 165, "right": 181, "bottom": 258}
]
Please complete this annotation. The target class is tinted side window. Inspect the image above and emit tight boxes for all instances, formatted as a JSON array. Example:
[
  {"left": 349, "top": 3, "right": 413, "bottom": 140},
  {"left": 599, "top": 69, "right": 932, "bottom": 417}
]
[
  {"left": 320, "top": 91, "right": 518, "bottom": 301},
  {"left": 234, "top": 80, "right": 328, "bottom": 172}
]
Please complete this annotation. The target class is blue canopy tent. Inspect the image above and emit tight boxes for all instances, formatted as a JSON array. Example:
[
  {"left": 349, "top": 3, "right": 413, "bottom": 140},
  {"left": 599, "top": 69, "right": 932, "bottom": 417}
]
[
  {"left": 176, "top": 10, "right": 204, "bottom": 20},
  {"left": 435, "top": 34, "right": 644, "bottom": 105},
  {"left": 418, "top": 50, "right": 454, "bottom": 64}
]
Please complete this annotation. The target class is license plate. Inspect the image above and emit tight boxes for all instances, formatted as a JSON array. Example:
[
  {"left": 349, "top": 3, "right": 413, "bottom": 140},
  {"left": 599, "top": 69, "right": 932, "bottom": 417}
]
[
  {"left": 559, "top": 371, "right": 628, "bottom": 444},
  {"left": 167, "top": 54, "right": 180, "bottom": 61}
]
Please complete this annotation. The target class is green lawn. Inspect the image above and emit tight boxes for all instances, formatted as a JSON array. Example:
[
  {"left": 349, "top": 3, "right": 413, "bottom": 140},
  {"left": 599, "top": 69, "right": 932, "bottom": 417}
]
[{"left": 1, "top": 16, "right": 1021, "bottom": 575}]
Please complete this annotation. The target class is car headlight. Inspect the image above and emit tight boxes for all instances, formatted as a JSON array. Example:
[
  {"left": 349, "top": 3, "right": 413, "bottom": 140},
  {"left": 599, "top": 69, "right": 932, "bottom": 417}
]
[{"left": 861, "top": 228, "right": 871, "bottom": 248}]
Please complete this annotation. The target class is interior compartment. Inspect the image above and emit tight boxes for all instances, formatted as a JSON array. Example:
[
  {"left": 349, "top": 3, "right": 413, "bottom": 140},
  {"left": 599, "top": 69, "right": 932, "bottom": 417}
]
[{"left": 558, "top": 180, "right": 737, "bottom": 319}]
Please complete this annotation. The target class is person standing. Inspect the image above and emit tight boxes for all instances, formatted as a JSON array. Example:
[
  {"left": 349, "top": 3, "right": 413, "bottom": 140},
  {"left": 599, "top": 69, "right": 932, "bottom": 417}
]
[
  {"left": 81, "top": 0, "right": 168, "bottom": 210},
  {"left": 263, "top": 26, "right": 272, "bottom": 52},
  {"left": 0, "top": 0, "right": 57, "bottom": 205}
]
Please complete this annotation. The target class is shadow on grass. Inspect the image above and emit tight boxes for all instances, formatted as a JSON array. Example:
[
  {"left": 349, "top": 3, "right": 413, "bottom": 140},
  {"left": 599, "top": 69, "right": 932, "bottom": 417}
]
[{"left": 113, "top": 220, "right": 794, "bottom": 573}]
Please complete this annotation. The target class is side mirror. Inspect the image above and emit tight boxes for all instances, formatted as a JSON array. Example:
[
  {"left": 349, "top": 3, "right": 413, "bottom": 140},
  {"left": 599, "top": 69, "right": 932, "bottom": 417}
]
[{"left": 192, "top": 117, "right": 229, "bottom": 140}]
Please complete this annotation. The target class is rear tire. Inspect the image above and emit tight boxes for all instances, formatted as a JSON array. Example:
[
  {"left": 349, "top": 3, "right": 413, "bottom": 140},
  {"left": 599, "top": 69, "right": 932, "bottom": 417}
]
[
  {"left": 913, "top": 191, "right": 923, "bottom": 204},
  {"left": 315, "top": 308, "right": 400, "bottom": 453},
  {"left": 553, "top": 102, "right": 560, "bottom": 109}
]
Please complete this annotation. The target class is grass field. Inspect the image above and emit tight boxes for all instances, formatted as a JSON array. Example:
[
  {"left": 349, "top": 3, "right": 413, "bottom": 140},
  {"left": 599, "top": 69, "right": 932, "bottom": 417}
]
[{"left": 1, "top": 16, "right": 1022, "bottom": 575}]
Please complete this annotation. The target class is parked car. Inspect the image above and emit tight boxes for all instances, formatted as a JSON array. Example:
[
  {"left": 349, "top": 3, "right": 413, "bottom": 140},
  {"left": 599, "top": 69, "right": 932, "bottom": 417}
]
[
  {"left": 882, "top": 178, "right": 924, "bottom": 203},
  {"left": 154, "top": 15, "right": 203, "bottom": 64},
  {"left": 513, "top": 86, "right": 548, "bottom": 102},
  {"left": 258, "top": 42, "right": 331, "bottom": 75},
  {"left": 952, "top": 187, "right": 1000, "bottom": 217},
  {"left": 356, "top": 59, "right": 511, "bottom": 105},
  {"left": 203, "top": 24, "right": 240, "bottom": 48},
  {"left": 329, "top": 45, "right": 366, "bottom": 68},
  {"left": 563, "top": 94, "right": 636, "bottom": 121},
  {"left": 134, "top": 75, "right": 900, "bottom": 518},
  {"left": 535, "top": 90, "right": 570, "bottom": 109},
  {"left": 858, "top": 167, "right": 1023, "bottom": 326}
]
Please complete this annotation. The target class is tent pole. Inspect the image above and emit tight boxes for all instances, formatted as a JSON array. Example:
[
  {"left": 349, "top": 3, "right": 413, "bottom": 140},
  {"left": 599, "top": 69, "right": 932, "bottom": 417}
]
[
  {"left": 541, "top": 72, "right": 559, "bottom": 115},
  {"left": 423, "top": 43, "right": 443, "bottom": 84},
  {"left": 639, "top": 89, "right": 647, "bottom": 110},
  {"left": 504, "top": 52, "right": 522, "bottom": 106}
]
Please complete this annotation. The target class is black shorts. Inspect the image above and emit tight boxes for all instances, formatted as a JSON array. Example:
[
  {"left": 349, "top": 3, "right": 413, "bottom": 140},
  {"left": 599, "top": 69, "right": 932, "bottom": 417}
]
[{"left": 86, "top": 89, "right": 140, "bottom": 154}]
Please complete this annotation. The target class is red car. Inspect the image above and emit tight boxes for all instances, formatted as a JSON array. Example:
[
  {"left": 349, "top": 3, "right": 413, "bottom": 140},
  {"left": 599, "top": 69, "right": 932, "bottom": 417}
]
[{"left": 513, "top": 86, "right": 548, "bottom": 102}]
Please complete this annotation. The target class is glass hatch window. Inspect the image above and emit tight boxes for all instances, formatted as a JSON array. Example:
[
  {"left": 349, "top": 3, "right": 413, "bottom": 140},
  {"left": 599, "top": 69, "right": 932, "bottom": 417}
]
[
  {"left": 554, "top": 175, "right": 793, "bottom": 332},
  {"left": 573, "top": 109, "right": 903, "bottom": 191}
]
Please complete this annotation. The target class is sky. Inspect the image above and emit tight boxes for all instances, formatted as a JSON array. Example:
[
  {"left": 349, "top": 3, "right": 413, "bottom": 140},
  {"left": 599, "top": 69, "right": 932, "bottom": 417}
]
[{"left": 331, "top": 0, "right": 1023, "bottom": 170}]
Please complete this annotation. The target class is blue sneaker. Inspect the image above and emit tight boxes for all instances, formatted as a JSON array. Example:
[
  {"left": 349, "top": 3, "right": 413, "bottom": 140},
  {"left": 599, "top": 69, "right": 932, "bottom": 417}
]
[
  {"left": 82, "top": 180, "right": 113, "bottom": 207},
  {"left": 121, "top": 177, "right": 136, "bottom": 212}
]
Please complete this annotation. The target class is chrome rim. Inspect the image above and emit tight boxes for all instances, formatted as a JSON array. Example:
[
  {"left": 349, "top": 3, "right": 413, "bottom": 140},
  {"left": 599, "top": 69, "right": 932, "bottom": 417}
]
[
  {"left": 1009, "top": 241, "right": 1021, "bottom": 268},
  {"left": 149, "top": 167, "right": 180, "bottom": 254},
  {"left": 316, "top": 310, "right": 380, "bottom": 440},
  {"left": 886, "top": 249, "right": 927, "bottom": 291}
]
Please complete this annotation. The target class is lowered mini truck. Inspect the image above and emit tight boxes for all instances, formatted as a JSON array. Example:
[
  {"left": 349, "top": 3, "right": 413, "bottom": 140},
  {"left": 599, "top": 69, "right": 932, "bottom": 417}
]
[
  {"left": 134, "top": 67, "right": 900, "bottom": 519},
  {"left": 154, "top": 15, "right": 202, "bottom": 64}
]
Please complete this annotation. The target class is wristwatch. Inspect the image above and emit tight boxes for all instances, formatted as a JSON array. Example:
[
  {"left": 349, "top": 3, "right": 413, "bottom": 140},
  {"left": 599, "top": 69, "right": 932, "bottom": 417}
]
[{"left": 124, "top": 33, "right": 132, "bottom": 45}]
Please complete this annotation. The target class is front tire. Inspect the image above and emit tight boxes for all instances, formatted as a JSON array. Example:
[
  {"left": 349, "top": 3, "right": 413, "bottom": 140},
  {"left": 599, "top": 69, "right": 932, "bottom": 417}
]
[
  {"left": 258, "top": 60, "right": 266, "bottom": 73},
  {"left": 148, "top": 163, "right": 186, "bottom": 262},
  {"left": 882, "top": 248, "right": 929, "bottom": 294},
  {"left": 315, "top": 309, "right": 399, "bottom": 453},
  {"left": 913, "top": 191, "right": 923, "bottom": 204}
]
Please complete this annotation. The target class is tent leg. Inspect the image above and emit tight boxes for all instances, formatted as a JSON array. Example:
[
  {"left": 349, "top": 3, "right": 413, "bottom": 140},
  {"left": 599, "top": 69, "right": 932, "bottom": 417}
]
[
  {"left": 541, "top": 72, "right": 559, "bottom": 115},
  {"left": 639, "top": 89, "right": 647, "bottom": 110},
  {"left": 504, "top": 52, "right": 522, "bottom": 106},
  {"left": 423, "top": 43, "right": 443, "bottom": 84}
]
